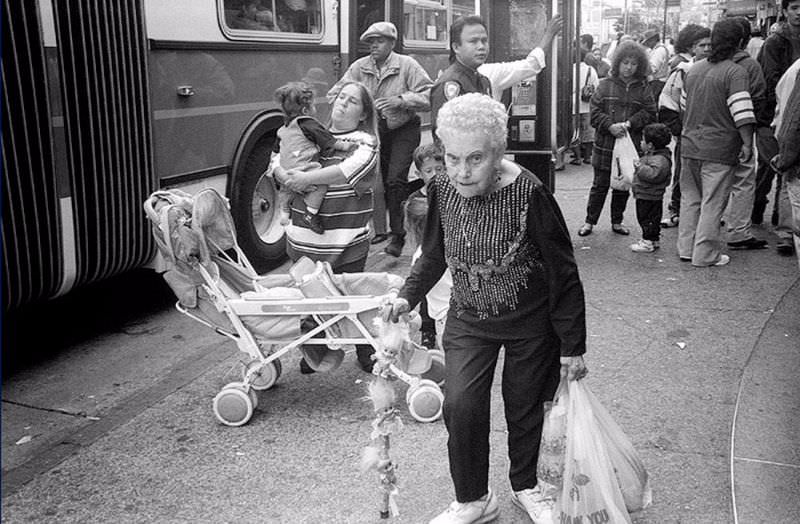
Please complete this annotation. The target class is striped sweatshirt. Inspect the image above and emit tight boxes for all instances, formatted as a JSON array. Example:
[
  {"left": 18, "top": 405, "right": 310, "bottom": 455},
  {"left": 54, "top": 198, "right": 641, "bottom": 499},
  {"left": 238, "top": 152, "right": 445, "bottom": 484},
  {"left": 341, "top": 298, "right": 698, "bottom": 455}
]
[
  {"left": 284, "top": 129, "right": 378, "bottom": 269},
  {"left": 680, "top": 58, "right": 756, "bottom": 165}
]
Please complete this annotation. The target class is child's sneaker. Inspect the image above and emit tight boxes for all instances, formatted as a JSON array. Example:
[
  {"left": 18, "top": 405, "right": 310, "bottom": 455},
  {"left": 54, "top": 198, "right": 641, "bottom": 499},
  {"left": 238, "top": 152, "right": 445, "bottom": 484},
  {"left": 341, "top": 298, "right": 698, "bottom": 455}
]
[
  {"left": 630, "top": 239, "right": 658, "bottom": 253},
  {"left": 278, "top": 209, "right": 291, "bottom": 226},
  {"left": 302, "top": 213, "right": 325, "bottom": 234}
]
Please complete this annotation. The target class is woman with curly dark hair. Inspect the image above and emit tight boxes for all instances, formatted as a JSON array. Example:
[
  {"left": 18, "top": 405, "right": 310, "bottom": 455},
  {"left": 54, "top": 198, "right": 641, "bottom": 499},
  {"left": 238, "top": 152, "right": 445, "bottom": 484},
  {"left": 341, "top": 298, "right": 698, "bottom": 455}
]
[{"left": 578, "top": 41, "right": 657, "bottom": 237}]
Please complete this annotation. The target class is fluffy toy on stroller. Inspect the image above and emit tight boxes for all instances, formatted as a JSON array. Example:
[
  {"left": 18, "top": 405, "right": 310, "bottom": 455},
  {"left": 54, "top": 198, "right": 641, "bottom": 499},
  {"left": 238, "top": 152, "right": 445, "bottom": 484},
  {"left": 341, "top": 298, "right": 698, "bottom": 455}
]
[{"left": 143, "top": 188, "right": 445, "bottom": 427}]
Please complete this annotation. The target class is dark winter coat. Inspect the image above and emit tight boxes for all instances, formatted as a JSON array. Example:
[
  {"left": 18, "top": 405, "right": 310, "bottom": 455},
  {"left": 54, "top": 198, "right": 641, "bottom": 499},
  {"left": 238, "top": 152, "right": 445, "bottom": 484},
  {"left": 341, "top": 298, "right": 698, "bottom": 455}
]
[
  {"left": 758, "top": 22, "right": 800, "bottom": 121},
  {"left": 632, "top": 148, "right": 672, "bottom": 200},
  {"left": 774, "top": 69, "right": 800, "bottom": 182},
  {"left": 590, "top": 76, "right": 657, "bottom": 172}
]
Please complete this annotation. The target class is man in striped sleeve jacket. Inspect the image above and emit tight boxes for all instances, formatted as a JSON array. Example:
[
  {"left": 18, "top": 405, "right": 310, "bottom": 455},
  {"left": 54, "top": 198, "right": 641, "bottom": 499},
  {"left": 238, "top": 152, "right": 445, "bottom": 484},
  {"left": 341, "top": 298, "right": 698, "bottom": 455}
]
[{"left": 677, "top": 19, "right": 756, "bottom": 267}]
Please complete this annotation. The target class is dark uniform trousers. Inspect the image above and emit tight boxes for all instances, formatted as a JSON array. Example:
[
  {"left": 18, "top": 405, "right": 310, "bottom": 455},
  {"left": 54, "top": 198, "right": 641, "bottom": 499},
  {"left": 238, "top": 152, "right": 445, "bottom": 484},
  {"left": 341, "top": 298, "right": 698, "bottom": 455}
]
[{"left": 378, "top": 116, "right": 421, "bottom": 237}]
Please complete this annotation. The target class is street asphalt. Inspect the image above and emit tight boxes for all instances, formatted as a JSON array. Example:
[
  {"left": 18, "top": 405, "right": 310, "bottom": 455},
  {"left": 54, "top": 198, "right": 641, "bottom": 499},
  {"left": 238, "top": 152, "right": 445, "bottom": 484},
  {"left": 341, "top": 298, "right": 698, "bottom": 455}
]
[{"left": 2, "top": 162, "right": 798, "bottom": 523}]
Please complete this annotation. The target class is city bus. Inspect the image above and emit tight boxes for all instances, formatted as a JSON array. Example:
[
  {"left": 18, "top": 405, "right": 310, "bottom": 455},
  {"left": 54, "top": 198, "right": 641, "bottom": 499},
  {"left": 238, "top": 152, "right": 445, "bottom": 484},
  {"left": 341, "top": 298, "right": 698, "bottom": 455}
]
[{"left": 2, "top": 0, "right": 577, "bottom": 312}]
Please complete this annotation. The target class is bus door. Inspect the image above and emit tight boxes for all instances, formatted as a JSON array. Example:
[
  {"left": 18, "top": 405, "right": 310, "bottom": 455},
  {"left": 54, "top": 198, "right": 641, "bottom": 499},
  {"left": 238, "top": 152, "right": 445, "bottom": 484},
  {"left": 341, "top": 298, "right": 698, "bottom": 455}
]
[{"left": 488, "top": 0, "right": 578, "bottom": 192}]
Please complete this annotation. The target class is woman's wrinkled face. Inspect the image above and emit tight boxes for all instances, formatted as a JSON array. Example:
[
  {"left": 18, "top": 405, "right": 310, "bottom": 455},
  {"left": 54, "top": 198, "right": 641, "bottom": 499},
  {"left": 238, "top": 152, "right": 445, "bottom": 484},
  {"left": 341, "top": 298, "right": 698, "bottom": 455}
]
[
  {"left": 619, "top": 57, "right": 638, "bottom": 80},
  {"left": 439, "top": 131, "right": 502, "bottom": 198},
  {"left": 331, "top": 84, "right": 365, "bottom": 132}
]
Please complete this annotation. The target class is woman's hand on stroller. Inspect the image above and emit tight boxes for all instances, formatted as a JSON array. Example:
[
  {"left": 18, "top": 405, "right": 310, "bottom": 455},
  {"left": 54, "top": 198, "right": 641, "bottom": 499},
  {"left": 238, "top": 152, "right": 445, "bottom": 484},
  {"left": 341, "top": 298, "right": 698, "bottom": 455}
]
[{"left": 380, "top": 292, "right": 410, "bottom": 323}]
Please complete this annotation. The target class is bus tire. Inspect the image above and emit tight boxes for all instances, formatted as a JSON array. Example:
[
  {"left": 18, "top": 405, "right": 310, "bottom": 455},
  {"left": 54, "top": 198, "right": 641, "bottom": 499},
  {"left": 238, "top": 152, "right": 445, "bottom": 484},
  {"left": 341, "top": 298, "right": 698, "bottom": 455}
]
[{"left": 229, "top": 133, "right": 287, "bottom": 274}]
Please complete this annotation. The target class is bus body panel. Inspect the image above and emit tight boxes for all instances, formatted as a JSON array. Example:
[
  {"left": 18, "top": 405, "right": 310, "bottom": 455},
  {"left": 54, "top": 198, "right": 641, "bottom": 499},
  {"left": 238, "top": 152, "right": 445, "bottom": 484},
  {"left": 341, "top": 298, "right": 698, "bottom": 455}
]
[{"left": 148, "top": 47, "right": 338, "bottom": 184}]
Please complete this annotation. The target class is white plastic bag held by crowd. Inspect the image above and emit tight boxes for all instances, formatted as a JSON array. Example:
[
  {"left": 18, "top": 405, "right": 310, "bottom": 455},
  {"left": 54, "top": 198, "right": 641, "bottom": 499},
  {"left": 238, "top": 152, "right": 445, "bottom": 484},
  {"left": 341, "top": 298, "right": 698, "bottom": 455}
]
[
  {"left": 610, "top": 134, "right": 639, "bottom": 191},
  {"left": 555, "top": 380, "right": 642, "bottom": 524}
]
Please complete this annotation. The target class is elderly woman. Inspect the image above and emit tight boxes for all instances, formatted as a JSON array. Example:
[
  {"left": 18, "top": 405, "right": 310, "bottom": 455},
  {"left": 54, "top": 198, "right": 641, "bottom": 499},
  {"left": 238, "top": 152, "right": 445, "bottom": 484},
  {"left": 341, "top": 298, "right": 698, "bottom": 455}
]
[
  {"left": 382, "top": 93, "right": 588, "bottom": 524},
  {"left": 578, "top": 40, "right": 657, "bottom": 237}
]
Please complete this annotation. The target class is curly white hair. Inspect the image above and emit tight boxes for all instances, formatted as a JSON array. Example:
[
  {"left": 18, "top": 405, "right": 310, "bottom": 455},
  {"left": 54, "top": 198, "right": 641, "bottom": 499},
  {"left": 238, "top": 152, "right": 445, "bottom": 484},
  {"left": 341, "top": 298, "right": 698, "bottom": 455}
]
[{"left": 435, "top": 93, "right": 508, "bottom": 152}]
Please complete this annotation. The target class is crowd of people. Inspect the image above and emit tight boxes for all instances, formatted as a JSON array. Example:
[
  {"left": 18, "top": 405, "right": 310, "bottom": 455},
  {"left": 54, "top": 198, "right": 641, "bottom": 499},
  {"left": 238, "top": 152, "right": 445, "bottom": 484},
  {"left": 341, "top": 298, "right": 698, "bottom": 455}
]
[
  {"left": 567, "top": 3, "right": 799, "bottom": 268},
  {"left": 269, "top": 5, "right": 799, "bottom": 523}
]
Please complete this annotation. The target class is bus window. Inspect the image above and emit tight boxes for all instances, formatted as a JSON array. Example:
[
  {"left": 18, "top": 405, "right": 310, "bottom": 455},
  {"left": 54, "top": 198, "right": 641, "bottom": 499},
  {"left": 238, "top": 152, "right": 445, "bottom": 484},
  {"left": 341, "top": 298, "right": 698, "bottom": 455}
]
[
  {"left": 402, "top": 0, "right": 477, "bottom": 47},
  {"left": 222, "top": 0, "right": 322, "bottom": 34},
  {"left": 403, "top": 0, "right": 446, "bottom": 43}
]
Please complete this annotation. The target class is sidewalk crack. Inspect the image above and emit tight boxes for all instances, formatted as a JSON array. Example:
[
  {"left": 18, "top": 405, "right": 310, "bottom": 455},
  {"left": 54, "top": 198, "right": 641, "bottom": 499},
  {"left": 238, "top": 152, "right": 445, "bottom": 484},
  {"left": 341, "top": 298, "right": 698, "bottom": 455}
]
[{"left": 1, "top": 399, "right": 99, "bottom": 420}]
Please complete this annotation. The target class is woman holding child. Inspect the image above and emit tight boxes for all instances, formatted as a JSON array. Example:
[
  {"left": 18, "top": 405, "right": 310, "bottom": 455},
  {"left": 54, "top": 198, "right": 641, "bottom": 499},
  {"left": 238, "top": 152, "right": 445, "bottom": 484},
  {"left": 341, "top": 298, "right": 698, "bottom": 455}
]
[
  {"left": 274, "top": 81, "right": 379, "bottom": 274},
  {"left": 382, "top": 93, "right": 588, "bottom": 524}
]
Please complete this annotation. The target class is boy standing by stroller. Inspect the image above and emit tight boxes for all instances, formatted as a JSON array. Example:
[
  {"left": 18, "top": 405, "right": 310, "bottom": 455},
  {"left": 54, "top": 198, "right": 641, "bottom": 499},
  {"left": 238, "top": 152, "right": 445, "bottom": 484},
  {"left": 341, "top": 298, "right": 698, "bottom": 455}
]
[
  {"left": 405, "top": 143, "right": 450, "bottom": 350},
  {"left": 630, "top": 123, "right": 673, "bottom": 252}
]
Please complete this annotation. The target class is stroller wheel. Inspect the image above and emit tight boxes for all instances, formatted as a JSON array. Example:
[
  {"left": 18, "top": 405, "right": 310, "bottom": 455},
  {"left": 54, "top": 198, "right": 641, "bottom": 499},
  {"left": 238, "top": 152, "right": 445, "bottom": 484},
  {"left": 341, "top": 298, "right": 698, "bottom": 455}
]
[
  {"left": 213, "top": 382, "right": 255, "bottom": 427},
  {"left": 245, "top": 359, "right": 281, "bottom": 391},
  {"left": 406, "top": 379, "right": 444, "bottom": 423},
  {"left": 421, "top": 349, "right": 445, "bottom": 387}
]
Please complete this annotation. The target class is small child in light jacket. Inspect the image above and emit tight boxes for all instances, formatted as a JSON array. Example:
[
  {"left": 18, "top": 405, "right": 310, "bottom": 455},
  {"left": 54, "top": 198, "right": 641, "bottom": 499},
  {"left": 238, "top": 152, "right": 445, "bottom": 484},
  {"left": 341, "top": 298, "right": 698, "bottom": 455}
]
[
  {"left": 630, "top": 123, "right": 673, "bottom": 253},
  {"left": 273, "top": 81, "right": 353, "bottom": 234}
]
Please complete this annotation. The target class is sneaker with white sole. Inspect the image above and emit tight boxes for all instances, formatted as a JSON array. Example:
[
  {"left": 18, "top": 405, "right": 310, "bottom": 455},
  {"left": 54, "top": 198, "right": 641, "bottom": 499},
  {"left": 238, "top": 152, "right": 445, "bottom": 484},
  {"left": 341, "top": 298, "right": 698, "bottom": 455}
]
[
  {"left": 429, "top": 488, "right": 499, "bottom": 524},
  {"left": 630, "top": 239, "right": 659, "bottom": 253},
  {"left": 511, "top": 486, "right": 554, "bottom": 524}
]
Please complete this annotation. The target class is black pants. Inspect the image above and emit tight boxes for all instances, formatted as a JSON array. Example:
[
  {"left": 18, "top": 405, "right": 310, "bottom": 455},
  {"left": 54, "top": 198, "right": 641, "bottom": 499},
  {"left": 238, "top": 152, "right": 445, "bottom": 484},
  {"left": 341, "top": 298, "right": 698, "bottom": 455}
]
[
  {"left": 636, "top": 198, "right": 663, "bottom": 241},
  {"left": 585, "top": 167, "right": 630, "bottom": 225},
  {"left": 668, "top": 138, "right": 682, "bottom": 216},
  {"left": 379, "top": 117, "right": 421, "bottom": 238},
  {"left": 442, "top": 318, "right": 561, "bottom": 502},
  {"left": 753, "top": 131, "right": 779, "bottom": 224}
]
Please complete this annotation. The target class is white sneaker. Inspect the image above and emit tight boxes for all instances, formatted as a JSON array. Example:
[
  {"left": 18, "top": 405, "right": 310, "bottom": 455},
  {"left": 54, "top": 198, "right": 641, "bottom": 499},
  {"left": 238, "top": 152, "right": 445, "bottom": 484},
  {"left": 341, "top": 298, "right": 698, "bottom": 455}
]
[
  {"left": 713, "top": 254, "right": 730, "bottom": 266},
  {"left": 630, "top": 239, "right": 658, "bottom": 253},
  {"left": 429, "top": 488, "right": 499, "bottom": 524},
  {"left": 511, "top": 485, "right": 555, "bottom": 524}
]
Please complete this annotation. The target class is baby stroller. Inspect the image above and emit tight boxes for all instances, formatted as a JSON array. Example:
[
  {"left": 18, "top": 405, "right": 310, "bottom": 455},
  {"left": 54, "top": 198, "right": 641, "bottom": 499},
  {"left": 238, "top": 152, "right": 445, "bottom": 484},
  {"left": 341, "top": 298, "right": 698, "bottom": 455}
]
[{"left": 143, "top": 188, "right": 445, "bottom": 427}]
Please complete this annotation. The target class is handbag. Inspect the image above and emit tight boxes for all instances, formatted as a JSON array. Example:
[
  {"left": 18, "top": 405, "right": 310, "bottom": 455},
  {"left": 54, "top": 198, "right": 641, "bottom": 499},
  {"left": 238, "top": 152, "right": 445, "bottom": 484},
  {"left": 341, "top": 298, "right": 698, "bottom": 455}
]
[{"left": 580, "top": 69, "right": 595, "bottom": 102}]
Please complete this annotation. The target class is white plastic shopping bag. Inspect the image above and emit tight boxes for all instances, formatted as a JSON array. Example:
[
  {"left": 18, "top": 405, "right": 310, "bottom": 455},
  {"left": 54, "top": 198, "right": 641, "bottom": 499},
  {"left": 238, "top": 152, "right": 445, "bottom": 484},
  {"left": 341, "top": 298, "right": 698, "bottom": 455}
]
[
  {"left": 610, "top": 134, "right": 639, "bottom": 191},
  {"left": 536, "top": 380, "right": 569, "bottom": 498},
  {"left": 554, "top": 380, "right": 633, "bottom": 524},
  {"left": 586, "top": 386, "right": 652, "bottom": 512}
]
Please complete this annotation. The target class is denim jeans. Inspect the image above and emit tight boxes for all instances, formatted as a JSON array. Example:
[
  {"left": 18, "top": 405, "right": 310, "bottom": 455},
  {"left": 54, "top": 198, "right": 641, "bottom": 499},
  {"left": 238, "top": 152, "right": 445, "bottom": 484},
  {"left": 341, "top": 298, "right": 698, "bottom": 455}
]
[{"left": 677, "top": 158, "right": 736, "bottom": 266}]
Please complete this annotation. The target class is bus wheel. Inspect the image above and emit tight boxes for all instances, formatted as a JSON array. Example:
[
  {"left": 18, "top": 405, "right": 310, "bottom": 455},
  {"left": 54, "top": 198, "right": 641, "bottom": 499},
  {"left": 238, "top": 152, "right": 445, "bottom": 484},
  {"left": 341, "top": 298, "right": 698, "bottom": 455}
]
[{"left": 230, "top": 134, "right": 287, "bottom": 273}]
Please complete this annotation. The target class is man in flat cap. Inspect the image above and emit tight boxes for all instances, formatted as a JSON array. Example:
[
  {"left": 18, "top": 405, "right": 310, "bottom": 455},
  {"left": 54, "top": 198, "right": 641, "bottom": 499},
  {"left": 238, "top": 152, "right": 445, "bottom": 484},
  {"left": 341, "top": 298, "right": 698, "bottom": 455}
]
[{"left": 327, "top": 21, "right": 433, "bottom": 258}]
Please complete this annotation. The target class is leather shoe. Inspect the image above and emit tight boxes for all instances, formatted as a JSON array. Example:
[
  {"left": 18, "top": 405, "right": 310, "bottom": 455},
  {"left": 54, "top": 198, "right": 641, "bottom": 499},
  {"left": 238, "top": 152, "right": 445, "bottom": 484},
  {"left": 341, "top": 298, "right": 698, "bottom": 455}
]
[
  {"left": 370, "top": 233, "right": 389, "bottom": 245},
  {"left": 727, "top": 237, "right": 768, "bottom": 250},
  {"left": 577, "top": 224, "right": 593, "bottom": 236},
  {"left": 385, "top": 235, "right": 405, "bottom": 257},
  {"left": 611, "top": 224, "right": 630, "bottom": 235}
]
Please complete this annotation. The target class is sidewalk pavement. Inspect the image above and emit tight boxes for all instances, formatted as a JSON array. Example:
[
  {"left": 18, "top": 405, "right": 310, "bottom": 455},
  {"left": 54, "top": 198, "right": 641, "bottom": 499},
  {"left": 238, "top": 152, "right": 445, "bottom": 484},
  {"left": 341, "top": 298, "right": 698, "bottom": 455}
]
[{"left": 2, "top": 161, "right": 798, "bottom": 523}]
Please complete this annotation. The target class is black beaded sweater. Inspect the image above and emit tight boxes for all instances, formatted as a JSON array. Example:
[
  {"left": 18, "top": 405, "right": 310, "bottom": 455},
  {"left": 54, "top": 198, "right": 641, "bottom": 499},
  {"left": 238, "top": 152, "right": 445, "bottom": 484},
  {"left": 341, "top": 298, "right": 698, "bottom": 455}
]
[{"left": 398, "top": 168, "right": 587, "bottom": 357}]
